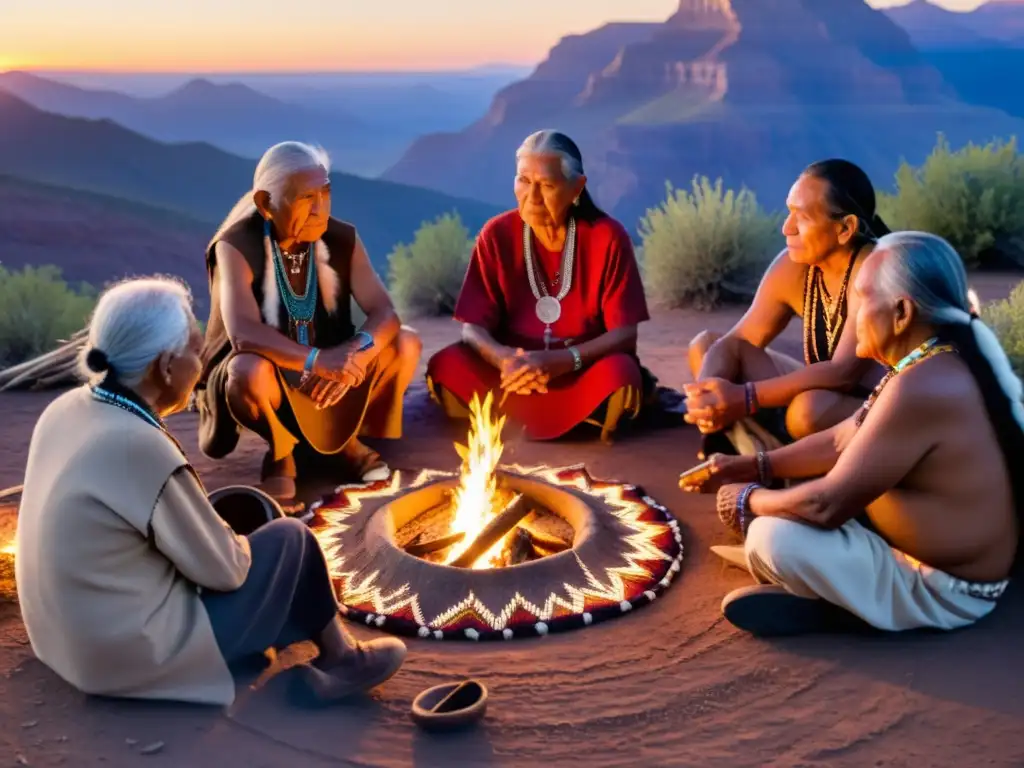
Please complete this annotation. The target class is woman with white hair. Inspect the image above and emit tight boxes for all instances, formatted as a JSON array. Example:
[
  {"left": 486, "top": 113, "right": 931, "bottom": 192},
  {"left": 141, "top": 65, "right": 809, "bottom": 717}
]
[
  {"left": 15, "top": 276, "right": 406, "bottom": 707},
  {"left": 426, "top": 129, "right": 657, "bottom": 441},
  {"left": 699, "top": 232, "right": 1023, "bottom": 636}
]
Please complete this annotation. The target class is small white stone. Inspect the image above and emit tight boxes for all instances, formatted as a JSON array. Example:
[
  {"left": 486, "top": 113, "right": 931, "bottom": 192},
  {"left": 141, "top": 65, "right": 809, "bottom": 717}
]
[
  {"left": 535, "top": 622, "right": 549, "bottom": 635},
  {"left": 417, "top": 626, "right": 430, "bottom": 638},
  {"left": 619, "top": 600, "right": 633, "bottom": 612},
  {"left": 365, "top": 614, "right": 375, "bottom": 625},
  {"left": 668, "top": 518, "right": 679, "bottom": 530},
  {"left": 660, "top": 578, "right": 670, "bottom": 588},
  {"left": 375, "top": 615, "right": 386, "bottom": 627},
  {"left": 582, "top": 612, "right": 593, "bottom": 625},
  {"left": 464, "top": 628, "right": 480, "bottom": 641},
  {"left": 643, "top": 496, "right": 656, "bottom": 506},
  {"left": 644, "top": 590, "right": 656, "bottom": 601},
  {"left": 670, "top": 560, "right": 681, "bottom": 573},
  {"left": 502, "top": 628, "right": 514, "bottom": 640},
  {"left": 434, "top": 630, "right": 444, "bottom": 640}
]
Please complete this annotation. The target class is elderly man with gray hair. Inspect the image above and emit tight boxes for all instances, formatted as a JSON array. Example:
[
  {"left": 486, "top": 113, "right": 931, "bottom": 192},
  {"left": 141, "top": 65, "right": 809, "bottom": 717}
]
[
  {"left": 695, "top": 231, "right": 1022, "bottom": 636},
  {"left": 196, "top": 141, "right": 421, "bottom": 506}
]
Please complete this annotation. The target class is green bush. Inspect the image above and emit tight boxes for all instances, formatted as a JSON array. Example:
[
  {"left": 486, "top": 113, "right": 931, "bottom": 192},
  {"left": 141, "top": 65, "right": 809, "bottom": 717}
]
[
  {"left": 387, "top": 211, "right": 473, "bottom": 318},
  {"left": 0, "top": 265, "right": 96, "bottom": 367},
  {"left": 638, "top": 176, "right": 783, "bottom": 309},
  {"left": 982, "top": 281, "right": 1024, "bottom": 374},
  {"left": 878, "top": 136, "right": 1024, "bottom": 269}
]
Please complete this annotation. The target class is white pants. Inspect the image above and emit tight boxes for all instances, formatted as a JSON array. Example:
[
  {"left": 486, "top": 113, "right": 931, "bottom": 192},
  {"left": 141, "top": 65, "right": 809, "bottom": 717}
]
[{"left": 743, "top": 517, "right": 1007, "bottom": 631}]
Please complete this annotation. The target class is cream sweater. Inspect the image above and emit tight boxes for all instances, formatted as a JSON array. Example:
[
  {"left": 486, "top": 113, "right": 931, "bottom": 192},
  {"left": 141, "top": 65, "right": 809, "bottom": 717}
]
[{"left": 16, "top": 387, "right": 251, "bottom": 706}]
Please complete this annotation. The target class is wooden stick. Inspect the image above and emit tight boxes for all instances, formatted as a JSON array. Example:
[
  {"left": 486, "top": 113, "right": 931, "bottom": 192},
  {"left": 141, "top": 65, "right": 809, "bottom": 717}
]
[
  {"left": 405, "top": 531, "right": 466, "bottom": 557},
  {"left": 0, "top": 485, "right": 23, "bottom": 501},
  {"left": 31, "top": 361, "right": 82, "bottom": 390},
  {"left": 449, "top": 493, "right": 533, "bottom": 568},
  {"left": 0, "top": 341, "right": 85, "bottom": 389}
]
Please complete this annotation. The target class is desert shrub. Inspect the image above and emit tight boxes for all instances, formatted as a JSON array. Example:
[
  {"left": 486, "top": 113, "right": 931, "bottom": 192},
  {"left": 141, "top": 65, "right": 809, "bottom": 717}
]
[
  {"left": 981, "top": 281, "right": 1024, "bottom": 374},
  {"left": 0, "top": 265, "right": 96, "bottom": 367},
  {"left": 387, "top": 211, "right": 473, "bottom": 318},
  {"left": 878, "top": 136, "right": 1024, "bottom": 269},
  {"left": 639, "top": 176, "right": 783, "bottom": 309}
]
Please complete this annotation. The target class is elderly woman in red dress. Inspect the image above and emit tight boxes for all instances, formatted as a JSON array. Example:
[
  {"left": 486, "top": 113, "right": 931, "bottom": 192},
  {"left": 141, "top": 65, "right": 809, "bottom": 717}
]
[{"left": 426, "top": 129, "right": 654, "bottom": 441}]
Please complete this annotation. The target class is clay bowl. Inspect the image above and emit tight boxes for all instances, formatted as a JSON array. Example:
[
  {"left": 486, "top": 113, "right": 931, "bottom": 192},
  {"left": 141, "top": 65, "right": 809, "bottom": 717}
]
[{"left": 410, "top": 680, "right": 488, "bottom": 732}]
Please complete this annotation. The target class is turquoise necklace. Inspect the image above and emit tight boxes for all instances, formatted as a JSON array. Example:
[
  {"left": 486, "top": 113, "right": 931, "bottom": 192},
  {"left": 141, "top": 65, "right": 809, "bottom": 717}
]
[
  {"left": 855, "top": 337, "right": 955, "bottom": 425},
  {"left": 265, "top": 219, "right": 317, "bottom": 345},
  {"left": 90, "top": 384, "right": 187, "bottom": 456}
]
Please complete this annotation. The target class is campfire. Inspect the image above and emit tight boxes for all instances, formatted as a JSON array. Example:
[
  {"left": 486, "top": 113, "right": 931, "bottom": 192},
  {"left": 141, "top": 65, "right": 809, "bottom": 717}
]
[
  {"left": 393, "top": 392, "right": 573, "bottom": 570},
  {"left": 308, "top": 392, "right": 684, "bottom": 641}
]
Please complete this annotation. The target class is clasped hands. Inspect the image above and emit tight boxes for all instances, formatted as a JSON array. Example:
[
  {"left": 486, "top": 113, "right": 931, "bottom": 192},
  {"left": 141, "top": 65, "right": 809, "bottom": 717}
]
[
  {"left": 300, "top": 339, "right": 374, "bottom": 410},
  {"left": 682, "top": 377, "right": 750, "bottom": 434},
  {"left": 498, "top": 347, "right": 574, "bottom": 397}
]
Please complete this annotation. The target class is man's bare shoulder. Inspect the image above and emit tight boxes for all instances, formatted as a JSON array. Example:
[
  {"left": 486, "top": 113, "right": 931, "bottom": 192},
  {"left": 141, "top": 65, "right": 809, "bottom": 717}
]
[
  {"left": 881, "top": 351, "right": 976, "bottom": 417},
  {"left": 760, "top": 249, "right": 806, "bottom": 305}
]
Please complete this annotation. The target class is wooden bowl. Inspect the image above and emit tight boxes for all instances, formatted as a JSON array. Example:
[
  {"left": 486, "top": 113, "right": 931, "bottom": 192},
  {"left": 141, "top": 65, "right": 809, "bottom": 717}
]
[{"left": 410, "top": 680, "right": 488, "bottom": 732}]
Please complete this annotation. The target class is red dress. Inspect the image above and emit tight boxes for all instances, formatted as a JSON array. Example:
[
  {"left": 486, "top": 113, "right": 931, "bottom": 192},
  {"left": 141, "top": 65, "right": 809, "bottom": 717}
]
[{"left": 426, "top": 209, "right": 651, "bottom": 440}]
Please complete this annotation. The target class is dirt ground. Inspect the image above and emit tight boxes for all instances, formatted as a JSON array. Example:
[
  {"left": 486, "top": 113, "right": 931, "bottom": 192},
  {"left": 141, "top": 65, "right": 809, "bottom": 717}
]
[{"left": 1, "top": 277, "right": 1023, "bottom": 767}]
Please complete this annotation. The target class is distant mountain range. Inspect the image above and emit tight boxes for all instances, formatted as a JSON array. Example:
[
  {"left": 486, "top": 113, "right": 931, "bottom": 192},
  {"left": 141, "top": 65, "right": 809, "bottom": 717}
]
[
  {"left": 383, "top": 0, "right": 1024, "bottom": 231},
  {"left": 884, "top": 0, "right": 1024, "bottom": 119},
  {"left": 0, "top": 91, "right": 501, "bottom": 293},
  {"left": 0, "top": 174, "right": 212, "bottom": 307},
  {"left": 0, "top": 69, "right": 527, "bottom": 176},
  {"left": 886, "top": 0, "right": 1024, "bottom": 48}
]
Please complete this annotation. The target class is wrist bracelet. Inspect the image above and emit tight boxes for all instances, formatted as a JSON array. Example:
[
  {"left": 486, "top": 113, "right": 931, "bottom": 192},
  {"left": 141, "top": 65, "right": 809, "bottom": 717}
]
[
  {"left": 568, "top": 346, "right": 582, "bottom": 372},
  {"left": 755, "top": 451, "right": 773, "bottom": 486},
  {"left": 302, "top": 347, "right": 321, "bottom": 383},
  {"left": 735, "top": 482, "right": 761, "bottom": 536},
  {"left": 744, "top": 382, "right": 759, "bottom": 416}
]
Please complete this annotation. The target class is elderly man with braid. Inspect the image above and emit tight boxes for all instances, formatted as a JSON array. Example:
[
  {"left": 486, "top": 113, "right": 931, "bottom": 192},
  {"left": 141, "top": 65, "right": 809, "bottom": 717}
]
[
  {"left": 195, "top": 141, "right": 422, "bottom": 505},
  {"left": 683, "top": 232, "right": 1021, "bottom": 636},
  {"left": 426, "top": 129, "right": 656, "bottom": 442}
]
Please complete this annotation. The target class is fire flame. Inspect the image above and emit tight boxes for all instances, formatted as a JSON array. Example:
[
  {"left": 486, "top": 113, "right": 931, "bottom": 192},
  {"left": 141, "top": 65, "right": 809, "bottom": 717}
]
[{"left": 444, "top": 391, "right": 508, "bottom": 569}]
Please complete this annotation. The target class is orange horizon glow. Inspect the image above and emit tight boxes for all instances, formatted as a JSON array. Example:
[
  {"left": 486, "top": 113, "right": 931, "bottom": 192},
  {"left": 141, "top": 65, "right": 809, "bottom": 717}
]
[{"left": 0, "top": 0, "right": 992, "bottom": 74}]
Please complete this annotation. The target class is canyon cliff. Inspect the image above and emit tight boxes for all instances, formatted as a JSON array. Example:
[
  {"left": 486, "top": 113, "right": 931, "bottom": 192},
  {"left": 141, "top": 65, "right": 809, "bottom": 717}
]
[{"left": 383, "top": 0, "right": 1023, "bottom": 230}]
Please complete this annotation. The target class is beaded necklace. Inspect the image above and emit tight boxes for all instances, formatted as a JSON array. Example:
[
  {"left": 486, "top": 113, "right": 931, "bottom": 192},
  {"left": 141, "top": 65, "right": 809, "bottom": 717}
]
[
  {"left": 265, "top": 219, "right": 318, "bottom": 345},
  {"left": 90, "top": 384, "right": 187, "bottom": 456},
  {"left": 802, "top": 249, "right": 858, "bottom": 365},
  {"left": 855, "top": 337, "right": 956, "bottom": 426}
]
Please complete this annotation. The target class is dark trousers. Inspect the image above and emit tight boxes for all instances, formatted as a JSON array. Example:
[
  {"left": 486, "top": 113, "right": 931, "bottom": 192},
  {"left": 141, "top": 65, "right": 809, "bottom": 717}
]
[{"left": 200, "top": 492, "right": 339, "bottom": 664}]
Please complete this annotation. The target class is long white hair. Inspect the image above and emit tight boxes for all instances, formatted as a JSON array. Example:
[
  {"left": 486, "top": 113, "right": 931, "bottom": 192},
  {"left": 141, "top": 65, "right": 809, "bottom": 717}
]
[
  {"left": 208, "top": 141, "right": 331, "bottom": 251},
  {"left": 873, "top": 231, "right": 1024, "bottom": 432}
]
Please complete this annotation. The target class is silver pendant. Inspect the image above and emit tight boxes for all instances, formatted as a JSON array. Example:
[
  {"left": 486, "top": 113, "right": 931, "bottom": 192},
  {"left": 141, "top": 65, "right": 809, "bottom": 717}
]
[{"left": 536, "top": 296, "right": 561, "bottom": 325}]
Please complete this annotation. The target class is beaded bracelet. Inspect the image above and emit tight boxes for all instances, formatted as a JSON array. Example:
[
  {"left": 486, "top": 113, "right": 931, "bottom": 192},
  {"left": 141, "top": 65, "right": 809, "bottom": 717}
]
[
  {"left": 717, "top": 482, "right": 761, "bottom": 537},
  {"left": 744, "top": 382, "right": 760, "bottom": 416},
  {"left": 735, "top": 482, "right": 760, "bottom": 535}
]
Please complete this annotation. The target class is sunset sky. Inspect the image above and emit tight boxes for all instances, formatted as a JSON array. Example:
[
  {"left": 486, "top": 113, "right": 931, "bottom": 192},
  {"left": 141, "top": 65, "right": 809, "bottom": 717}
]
[{"left": 0, "top": 0, "right": 990, "bottom": 73}]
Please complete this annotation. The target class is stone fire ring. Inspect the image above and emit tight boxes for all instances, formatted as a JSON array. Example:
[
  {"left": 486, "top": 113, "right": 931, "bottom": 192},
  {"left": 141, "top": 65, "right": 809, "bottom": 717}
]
[{"left": 308, "top": 464, "right": 684, "bottom": 641}]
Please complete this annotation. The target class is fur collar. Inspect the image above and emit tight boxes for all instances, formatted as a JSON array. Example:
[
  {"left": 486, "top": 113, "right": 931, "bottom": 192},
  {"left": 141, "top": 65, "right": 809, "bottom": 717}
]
[{"left": 260, "top": 234, "right": 340, "bottom": 328}]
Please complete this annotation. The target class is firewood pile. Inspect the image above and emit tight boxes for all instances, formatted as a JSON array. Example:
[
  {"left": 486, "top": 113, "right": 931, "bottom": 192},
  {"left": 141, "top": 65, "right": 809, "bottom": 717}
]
[{"left": 0, "top": 328, "right": 88, "bottom": 392}]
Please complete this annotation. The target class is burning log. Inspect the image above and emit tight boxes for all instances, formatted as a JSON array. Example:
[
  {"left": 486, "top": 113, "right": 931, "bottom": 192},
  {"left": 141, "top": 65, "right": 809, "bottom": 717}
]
[
  {"left": 449, "top": 493, "right": 534, "bottom": 568},
  {"left": 518, "top": 518, "right": 572, "bottom": 556},
  {"left": 506, "top": 527, "right": 534, "bottom": 565},
  {"left": 405, "top": 531, "right": 465, "bottom": 557}
]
